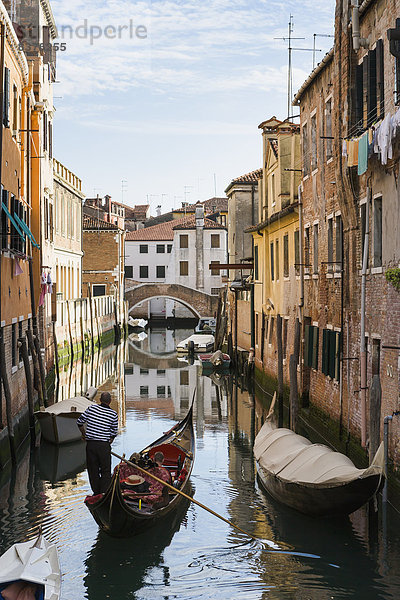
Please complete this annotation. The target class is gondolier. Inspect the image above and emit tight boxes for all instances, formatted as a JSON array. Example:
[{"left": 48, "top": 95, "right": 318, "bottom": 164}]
[{"left": 77, "top": 391, "right": 118, "bottom": 495}]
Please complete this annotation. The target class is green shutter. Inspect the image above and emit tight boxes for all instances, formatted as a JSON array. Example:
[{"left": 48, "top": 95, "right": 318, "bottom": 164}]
[
  {"left": 322, "top": 329, "right": 329, "bottom": 375},
  {"left": 312, "top": 326, "right": 319, "bottom": 370},
  {"left": 334, "top": 332, "right": 341, "bottom": 381},
  {"left": 328, "top": 330, "right": 336, "bottom": 378},
  {"left": 304, "top": 325, "right": 310, "bottom": 368}
]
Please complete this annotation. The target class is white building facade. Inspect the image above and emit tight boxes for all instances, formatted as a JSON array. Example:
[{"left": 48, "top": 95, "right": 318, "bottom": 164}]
[{"left": 125, "top": 209, "right": 227, "bottom": 319}]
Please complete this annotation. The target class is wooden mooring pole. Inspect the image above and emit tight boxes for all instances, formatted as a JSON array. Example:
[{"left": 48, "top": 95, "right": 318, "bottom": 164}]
[
  {"left": 0, "top": 340, "right": 16, "bottom": 465},
  {"left": 276, "top": 314, "right": 284, "bottom": 427},
  {"left": 18, "top": 337, "right": 36, "bottom": 445}
]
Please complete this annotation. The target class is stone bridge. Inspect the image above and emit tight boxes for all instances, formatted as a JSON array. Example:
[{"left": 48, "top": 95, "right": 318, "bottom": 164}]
[{"left": 125, "top": 282, "right": 219, "bottom": 318}]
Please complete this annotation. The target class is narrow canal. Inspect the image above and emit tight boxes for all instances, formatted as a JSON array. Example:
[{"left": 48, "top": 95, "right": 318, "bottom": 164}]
[{"left": 1, "top": 326, "right": 400, "bottom": 599}]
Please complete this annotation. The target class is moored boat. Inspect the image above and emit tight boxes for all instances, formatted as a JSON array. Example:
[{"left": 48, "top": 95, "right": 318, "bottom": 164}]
[
  {"left": 199, "top": 350, "right": 230, "bottom": 374},
  {"left": 34, "top": 387, "right": 97, "bottom": 445},
  {"left": 176, "top": 333, "right": 214, "bottom": 354},
  {"left": 85, "top": 404, "right": 195, "bottom": 537},
  {"left": 0, "top": 531, "right": 61, "bottom": 600},
  {"left": 254, "top": 420, "right": 385, "bottom": 517}
]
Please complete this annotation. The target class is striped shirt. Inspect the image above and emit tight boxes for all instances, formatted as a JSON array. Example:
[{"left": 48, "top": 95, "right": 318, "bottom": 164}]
[{"left": 77, "top": 403, "right": 118, "bottom": 442}]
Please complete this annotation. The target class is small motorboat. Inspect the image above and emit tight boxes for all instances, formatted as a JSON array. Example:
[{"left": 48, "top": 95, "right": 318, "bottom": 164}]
[
  {"left": 0, "top": 531, "right": 61, "bottom": 600},
  {"left": 35, "top": 387, "right": 97, "bottom": 445},
  {"left": 194, "top": 317, "right": 216, "bottom": 334},
  {"left": 128, "top": 317, "right": 148, "bottom": 330},
  {"left": 199, "top": 350, "right": 230, "bottom": 374},
  {"left": 176, "top": 333, "right": 215, "bottom": 354},
  {"left": 254, "top": 420, "right": 385, "bottom": 517},
  {"left": 85, "top": 404, "right": 195, "bottom": 537}
]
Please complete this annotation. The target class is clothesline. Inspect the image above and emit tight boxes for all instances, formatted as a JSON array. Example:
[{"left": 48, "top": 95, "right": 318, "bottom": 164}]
[{"left": 342, "top": 107, "right": 400, "bottom": 175}]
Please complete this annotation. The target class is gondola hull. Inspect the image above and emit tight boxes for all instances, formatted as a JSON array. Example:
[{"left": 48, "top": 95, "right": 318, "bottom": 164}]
[
  {"left": 254, "top": 421, "right": 384, "bottom": 518},
  {"left": 257, "top": 464, "right": 382, "bottom": 517},
  {"left": 85, "top": 405, "right": 195, "bottom": 537}
]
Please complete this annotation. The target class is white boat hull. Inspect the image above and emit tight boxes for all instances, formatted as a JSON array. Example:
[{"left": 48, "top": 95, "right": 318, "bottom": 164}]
[
  {"left": 0, "top": 533, "right": 61, "bottom": 600},
  {"left": 36, "top": 412, "right": 84, "bottom": 444}
]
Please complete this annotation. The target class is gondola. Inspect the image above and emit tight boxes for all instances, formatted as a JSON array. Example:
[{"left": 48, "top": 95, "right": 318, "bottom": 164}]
[
  {"left": 85, "top": 404, "right": 195, "bottom": 537},
  {"left": 0, "top": 531, "right": 61, "bottom": 600},
  {"left": 254, "top": 420, "right": 385, "bottom": 517}
]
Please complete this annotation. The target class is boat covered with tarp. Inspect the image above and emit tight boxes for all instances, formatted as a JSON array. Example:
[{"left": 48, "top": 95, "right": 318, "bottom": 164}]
[{"left": 254, "top": 421, "right": 385, "bottom": 517}]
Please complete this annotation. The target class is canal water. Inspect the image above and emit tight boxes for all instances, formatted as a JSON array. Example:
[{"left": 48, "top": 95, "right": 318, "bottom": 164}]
[{"left": 1, "top": 325, "right": 400, "bottom": 599}]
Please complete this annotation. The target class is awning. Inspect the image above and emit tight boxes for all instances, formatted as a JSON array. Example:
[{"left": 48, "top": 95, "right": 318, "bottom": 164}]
[
  {"left": 1, "top": 202, "right": 25, "bottom": 244},
  {"left": 14, "top": 212, "right": 40, "bottom": 249}
]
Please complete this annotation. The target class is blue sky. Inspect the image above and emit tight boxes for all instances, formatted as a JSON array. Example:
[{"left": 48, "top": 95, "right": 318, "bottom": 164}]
[{"left": 51, "top": 0, "right": 336, "bottom": 213}]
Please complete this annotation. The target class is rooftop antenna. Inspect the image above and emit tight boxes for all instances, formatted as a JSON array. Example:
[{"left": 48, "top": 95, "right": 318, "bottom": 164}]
[
  {"left": 213, "top": 173, "right": 217, "bottom": 197},
  {"left": 312, "top": 33, "right": 334, "bottom": 69},
  {"left": 121, "top": 179, "right": 128, "bottom": 204},
  {"left": 275, "top": 15, "right": 322, "bottom": 119}
]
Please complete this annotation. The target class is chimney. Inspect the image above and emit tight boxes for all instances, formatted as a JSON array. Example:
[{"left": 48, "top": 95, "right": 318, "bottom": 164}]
[{"left": 156, "top": 205, "right": 161, "bottom": 217}]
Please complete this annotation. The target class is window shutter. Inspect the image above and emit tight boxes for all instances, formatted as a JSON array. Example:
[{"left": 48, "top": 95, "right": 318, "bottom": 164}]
[
  {"left": 312, "top": 326, "right": 319, "bottom": 370},
  {"left": 376, "top": 39, "right": 384, "bottom": 119},
  {"left": 322, "top": 329, "right": 329, "bottom": 375},
  {"left": 355, "top": 63, "right": 363, "bottom": 133},
  {"left": 3, "top": 67, "right": 10, "bottom": 127},
  {"left": 304, "top": 325, "right": 310, "bottom": 368},
  {"left": 362, "top": 56, "right": 369, "bottom": 129},
  {"left": 335, "top": 332, "right": 341, "bottom": 381},
  {"left": 328, "top": 330, "right": 336, "bottom": 379},
  {"left": 396, "top": 19, "right": 400, "bottom": 105},
  {"left": 367, "top": 48, "right": 377, "bottom": 125}
]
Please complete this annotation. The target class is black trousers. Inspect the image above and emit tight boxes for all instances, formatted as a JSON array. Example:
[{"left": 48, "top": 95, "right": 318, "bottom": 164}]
[{"left": 86, "top": 440, "right": 111, "bottom": 495}]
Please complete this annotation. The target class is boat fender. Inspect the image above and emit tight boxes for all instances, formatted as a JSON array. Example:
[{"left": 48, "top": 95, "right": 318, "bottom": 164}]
[{"left": 85, "top": 387, "right": 97, "bottom": 400}]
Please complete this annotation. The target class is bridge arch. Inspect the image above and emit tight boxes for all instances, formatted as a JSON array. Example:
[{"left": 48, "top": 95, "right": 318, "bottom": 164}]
[
  {"left": 125, "top": 283, "right": 219, "bottom": 319},
  {"left": 128, "top": 294, "right": 201, "bottom": 319}
]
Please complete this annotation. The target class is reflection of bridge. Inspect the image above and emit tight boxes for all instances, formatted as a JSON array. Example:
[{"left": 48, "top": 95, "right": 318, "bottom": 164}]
[
  {"left": 126, "top": 338, "right": 187, "bottom": 369},
  {"left": 125, "top": 282, "right": 219, "bottom": 318}
]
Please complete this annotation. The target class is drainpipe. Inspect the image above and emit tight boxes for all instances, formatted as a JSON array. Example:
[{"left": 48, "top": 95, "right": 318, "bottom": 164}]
[
  {"left": 351, "top": 1, "right": 368, "bottom": 52},
  {"left": 383, "top": 412, "right": 400, "bottom": 503},
  {"left": 383, "top": 415, "right": 392, "bottom": 503},
  {"left": 360, "top": 185, "right": 371, "bottom": 447},
  {"left": 298, "top": 184, "right": 304, "bottom": 316},
  {"left": 0, "top": 24, "right": 5, "bottom": 428}
]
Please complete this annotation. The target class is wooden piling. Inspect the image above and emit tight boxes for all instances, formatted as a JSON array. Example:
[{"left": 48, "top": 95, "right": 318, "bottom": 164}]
[
  {"left": 369, "top": 375, "right": 382, "bottom": 462},
  {"left": 26, "top": 329, "right": 40, "bottom": 399},
  {"left": 66, "top": 300, "right": 74, "bottom": 361},
  {"left": 276, "top": 314, "right": 284, "bottom": 427},
  {"left": 0, "top": 340, "right": 16, "bottom": 465},
  {"left": 18, "top": 337, "right": 36, "bottom": 444},
  {"left": 52, "top": 321, "right": 60, "bottom": 383},
  {"left": 289, "top": 354, "right": 298, "bottom": 430},
  {"left": 33, "top": 333, "right": 47, "bottom": 407}
]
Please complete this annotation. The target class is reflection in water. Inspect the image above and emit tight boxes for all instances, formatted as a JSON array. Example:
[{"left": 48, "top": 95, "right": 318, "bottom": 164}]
[
  {"left": 84, "top": 490, "right": 192, "bottom": 600},
  {"left": 39, "top": 440, "right": 86, "bottom": 484},
  {"left": 1, "top": 335, "right": 400, "bottom": 600}
]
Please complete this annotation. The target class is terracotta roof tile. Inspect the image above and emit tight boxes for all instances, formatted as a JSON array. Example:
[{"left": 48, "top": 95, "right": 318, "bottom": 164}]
[
  {"left": 172, "top": 216, "right": 226, "bottom": 230},
  {"left": 83, "top": 214, "right": 119, "bottom": 230},
  {"left": 126, "top": 214, "right": 225, "bottom": 241},
  {"left": 231, "top": 169, "right": 263, "bottom": 184}
]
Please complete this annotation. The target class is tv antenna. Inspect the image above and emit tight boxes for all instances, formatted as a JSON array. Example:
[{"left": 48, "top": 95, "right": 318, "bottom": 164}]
[
  {"left": 275, "top": 15, "right": 322, "bottom": 119},
  {"left": 312, "top": 33, "right": 334, "bottom": 69},
  {"left": 121, "top": 179, "right": 128, "bottom": 204}
]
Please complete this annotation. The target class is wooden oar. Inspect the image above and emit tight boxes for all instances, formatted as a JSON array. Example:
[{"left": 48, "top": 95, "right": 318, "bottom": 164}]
[{"left": 111, "top": 451, "right": 262, "bottom": 543}]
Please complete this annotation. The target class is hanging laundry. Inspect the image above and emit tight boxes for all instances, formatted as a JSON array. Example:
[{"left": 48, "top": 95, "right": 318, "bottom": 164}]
[
  {"left": 342, "top": 139, "right": 347, "bottom": 158},
  {"left": 14, "top": 258, "right": 23, "bottom": 276},
  {"left": 47, "top": 272, "right": 53, "bottom": 294},
  {"left": 39, "top": 271, "right": 47, "bottom": 307},
  {"left": 347, "top": 139, "right": 359, "bottom": 167},
  {"left": 358, "top": 132, "right": 368, "bottom": 175},
  {"left": 374, "top": 114, "right": 393, "bottom": 165}
]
